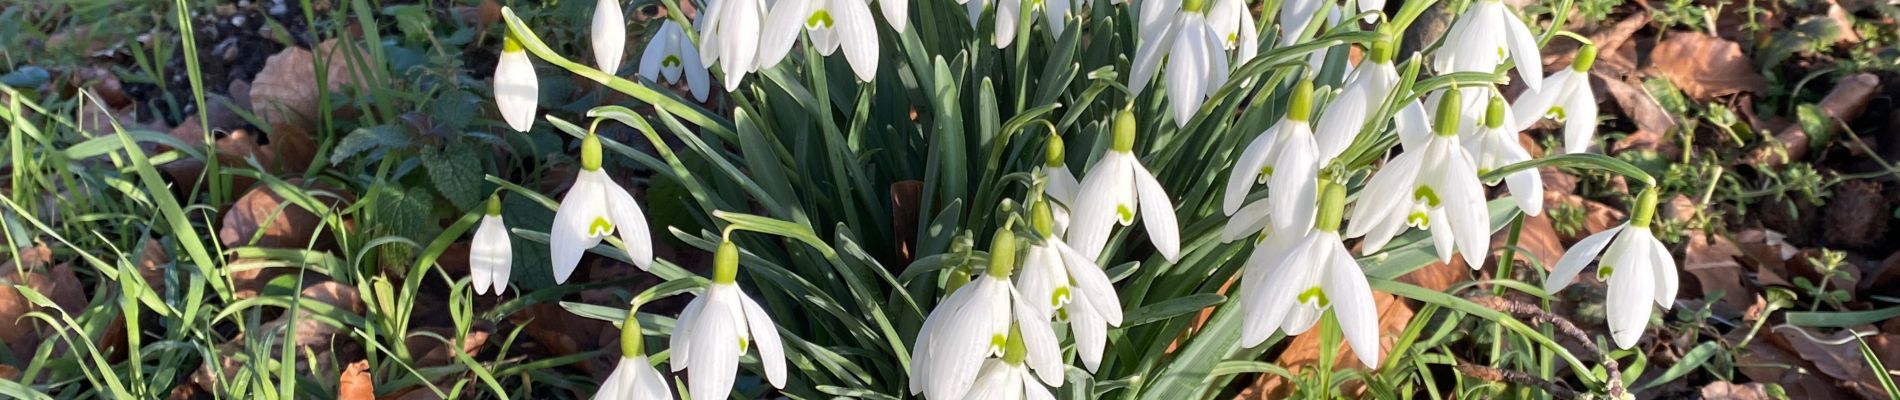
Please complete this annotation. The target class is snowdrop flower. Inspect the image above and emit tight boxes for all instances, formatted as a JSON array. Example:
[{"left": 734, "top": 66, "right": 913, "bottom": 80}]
[
  {"left": 1208, "top": 0, "right": 1259, "bottom": 61},
  {"left": 595, "top": 308, "right": 673, "bottom": 400},
  {"left": 993, "top": 0, "right": 1085, "bottom": 48},
  {"left": 494, "top": 34, "right": 538, "bottom": 132},
  {"left": 1312, "top": 35, "right": 1400, "bottom": 163},
  {"left": 1017, "top": 201, "right": 1123, "bottom": 371},
  {"left": 1238, "top": 182, "right": 1381, "bottom": 367},
  {"left": 911, "top": 228, "right": 1063, "bottom": 400},
  {"left": 1345, "top": 90, "right": 1490, "bottom": 268},
  {"left": 672, "top": 240, "right": 787, "bottom": 400},
  {"left": 699, "top": 0, "right": 766, "bottom": 91},
  {"left": 471, "top": 195, "right": 514, "bottom": 295},
  {"left": 1545, "top": 189, "right": 1677, "bottom": 349},
  {"left": 1131, "top": 0, "right": 1246, "bottom": 126},
  {"left": 1224, "top": 79, "right": 1318, "bottom": 234},
  {"left": 881, "top": 0, "right": 910, "bottom": 32},
  {"left": 962, "top": 327, "right": 1057, "bottom": 400},
  {"left": 757, "top": 0, "right": 880, "bottom": 82},
  {"left": 640, "top": 20, "right": 712, "bottom": 102},
  {"left": 1513, "top": 43, "right": 1600, "bottom": 154},
  {"left": 1068, "top": 109, "right": 1181, "bottom": 262},
  {"left": 1432, "top": 0, "right": 1543, "bottom": 90},
  {"left": 591, "top": 0, "right": 626, "bottom": 73},
  {"left": 1221, "top": 199, "right": 1274, "bottom": 243},
  {"left": 1465, "top": 95, "right": 1544, "bottom": 216},
  {"left": 551, "top": 133, "right": 654, "bottom": 283},
  {"left": 1039, "top": 136, "right": 1080, "bottom": 234}
]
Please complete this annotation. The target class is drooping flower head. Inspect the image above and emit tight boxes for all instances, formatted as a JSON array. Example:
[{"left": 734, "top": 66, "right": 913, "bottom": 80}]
[
  {"left": 910, "top": 228, "right": 1063, "bottom": 399},
  {"left": 1432, "top": 0, "right": 1543, "bottom": 91},
  {"left": 1513, "top": 43, "right": 1601, "bottom": 154},
  {"left": 1131, "top": 0, "right": 1257, "bottom": 126},
  {"left": 1312, "top": 33, "right": 1401, "bottom": 163},
  {"left": 1545, "top": 189, "right": 1678, "bottom": 349},
  {"left": 992, "top": 0, "right": 1087, "bottom": 48},
  {"left": 1225, "top": 79, "right": 1318, "bottom": 234},
  {"left": 1040, "top": 135, "right": 1080, "bottom": 234},
  {"left": 1068, "top": 109, "right": 1181, "bottom": 262},
  {"left": 640, "top": 20, "right": 713, "bottom": 102},
  {"left": 1345, "top": 90, "right": 1491, "bottom": 269},
  {"left": 672, "top": 240, "right": 788, "bottom": 400},
  {"left": 551, "top": 132, "right": 654, "bottom": 283},
  {"left": 494, "top": 33, "right": 539, "bottom": 132},
  {"left": 1239, "top": 182, "right": 1382, "bottom": 367},
  {"left": 594, "top": 306, "right": 674, "bottom": 400},
  {"left": 699, "top": 0, "right": 767, "bottom": 91},
  {"left": 591, "top": 0, "right": 627, "bottom": 73},
  {"left": 1017, "top": 200, "right": 1123, "bottom": 371},
  {"left": 757, "top": 0, "right": 881, "bottom": 82},
  {"left": 1464, "top": 94, "right": 1545, "bottom": 216},
  {"left": 471, "top": 195, "right": 514, "bottom": 295},
  {"left": 962, "top": 325, "right": 1060, "bottom": 399}
]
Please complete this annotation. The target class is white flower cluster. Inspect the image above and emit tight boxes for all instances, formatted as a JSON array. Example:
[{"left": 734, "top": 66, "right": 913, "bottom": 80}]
[{"left": 476, "top": 0, "right": 1674, "bottom": 397}]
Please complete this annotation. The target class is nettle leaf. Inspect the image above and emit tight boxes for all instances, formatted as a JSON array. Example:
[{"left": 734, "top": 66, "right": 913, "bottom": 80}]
[
  {"left": 330, "top": 125, "right": 414, "bottom": 165},
  {"left": 372, "top": 185, "right": 437, "bottom": 265},
  {"left": 423, "top": 141, "right": 484, "bottom": 210}
]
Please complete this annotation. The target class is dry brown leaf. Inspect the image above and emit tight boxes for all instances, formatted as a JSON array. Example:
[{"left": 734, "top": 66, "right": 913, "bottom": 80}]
[
  {"left": 1683, "top": 230, "right": 1751, "bottom": 316},
  {"left": 1543, "top": 14, "right": 1649, "bottom": 75},
  {"left": 1647, "top": 32, "right": 1769, "bottom": 100},
  {"left": 0, "top": 248, "right": 86, "bottom": 364},
  {"left": 1598, "top": 76, "right": 1677, "bottom": 154},
  {"left": 1700, "top": 381, "right": 1773, "bottom": 400},
  {"left": 510, "top": 304, "right": 611, "bottom": 376},
  {"left": 250, "top": 39, "right": 373, "bottom": 127},
  {"left": 1242, "top": 294, "right": 1412, "bottom": 398},
  {"left": 1770, "top": 326, "right": 1896, "bottom": 398},
  {"left": 1507, "top": 214, "right": 1568, "bottom": 275},
  {"left": 406, "top": 324, "right": 492, "bottom": 368},
  {"left": 219, "top": 180, "right": 351, "bottom": 297},
  {"left": 891, "top": 180, "right": 924, "bottom": 263},
  {"left": 338, "top": 360, "right": 374, "bottom": 400}
]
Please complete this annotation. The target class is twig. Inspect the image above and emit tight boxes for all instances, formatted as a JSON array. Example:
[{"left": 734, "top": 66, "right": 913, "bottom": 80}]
[
  {"left": 1456, "top": 360, "right": 1585, "bottom": 400},
  {"left": 1471, "top": 295, "right": 1627, "bottom": 398}
]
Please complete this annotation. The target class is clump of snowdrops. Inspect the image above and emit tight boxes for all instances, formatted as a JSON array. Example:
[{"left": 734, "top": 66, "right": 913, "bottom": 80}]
[{"left": 485, "top": 0, "right": 1670, "bottom": 397}]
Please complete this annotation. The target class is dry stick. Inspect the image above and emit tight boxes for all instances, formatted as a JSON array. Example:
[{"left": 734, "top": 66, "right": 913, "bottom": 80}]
[
  {"left": 1470, "top": 295, "right": 1627, "bottom": 398},
  {"left": 1455, "top": 361, "right": 1585, "bottom": 400}
]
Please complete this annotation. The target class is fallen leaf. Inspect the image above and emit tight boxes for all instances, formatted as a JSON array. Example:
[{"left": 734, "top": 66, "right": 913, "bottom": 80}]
[
  {"left": 219, "top": 180, "right": 352, "bottom": 297},
  {"left": 0, "top": 247, "right": 85, "bottom": 364},
  {"left": 1244, "top": 293, "right": 1412, "bottom": 398},
  {"left": 1770, "top": 325, "right": 1896, "bottom": 398},
  {"left": 338, "top": 360, "right": 373, "bottom": 400},
  {"left": 1700, "top": 381, "right": 1773, "bottom": 400},
  {"left": 405, "top": 324, "right": 492, "bottom": 368},
  {"left": 1598, "top": 76, "right": 1678, "bottom": 153},
  {"left": 1683, "top": 230, "right": 1751, "bottom": 317},
  {"left": 249, "top": 39, "right": 373, "bottom": 127},
  {"left": 1647, "top": 32, "right": 1769, "bottom": 100},
  {"left": 1726, "top": 328, "right": 1854, "bottom": 399},
  {"left": 1542, "top": 14, "right": 1649, "bottom": 75}
]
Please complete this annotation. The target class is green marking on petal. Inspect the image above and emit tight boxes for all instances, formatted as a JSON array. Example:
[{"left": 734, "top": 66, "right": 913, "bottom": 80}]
[
  {"left": 1597, "top": 264, "right": 1615, "bottom": 280},
  {"left": 807, "top": 10, "right": 834, "bottom": 28},
  {"left": 1256, "top": 165, "right": 1275, "bottom": 184},
  {"left": 1051, "top": 286, "right": 1072, "bottom": 307},
  {"left": 1413, "top": 186, "right": 1442, "bottom": 207},
  {"left": 989, "top": 333, "right": 1008, "bottom": 354},
  {"left": 739, "top": 335, "right": 750, "bottom": 353},
  {"left": 1548, "top": 106, "right": 1567, "bottom": 122},
  {"left": 1298, "top": 286, "right": 1329, "bottom": 307},
  {"left": 663, "top": 55, "right": 681, "bottom": 68},
  {"left": 1407, "top": 211, "right": 1430, "bottom": 227},
  {"left": 1116, "top": 203, "right": 1135, "bottom": 223},
  {"left": 589, "top": 216, "right": 615, "bottom": 236}
]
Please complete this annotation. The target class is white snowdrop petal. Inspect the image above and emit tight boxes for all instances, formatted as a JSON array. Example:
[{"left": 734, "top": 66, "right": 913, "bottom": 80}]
[
  {"left": 672, "top": 294, "right": 708, "bottom": 370},
  {"left": 1224, "top": 123, "right": 1281, "bottom": 215},
  {"left": 1044, "top": 166, "right": 1082, "bottom": 207},
  {"left": 1129, "top": 21, "right": 1177, "bottom": 96},
  {"left": 632, "top": 356, "right": 674, "bottom": 400},
  {"left": 1045, "top": 0, "right": 1071, "bottom": 39},
  {"left": 1221, "top": 199, "right": 1273, "bottom": 243},
  {"left": 551, "top": 175, "right": 608, "bottom": 284},
  {"left": 1011, "top": 290, "right": 1064, "bottom": 386},
  {"left": 1241, "top": 235, "right": 1316, "bottom": 346},
  {"left": 755, "top": 0, "right": 807, "bottom": 71},
  {"left": 681, "top": 42, "right": 712, "bottom": 102},
  {"left": 881, "top": 0, "right": 909, "bottom": 32},
  {"left": 1605, "top": 239, "right": 1655, "bottom": 349},
  {"left": 591, "top": 0, "right": 626, "bottom": 73},
  {"left": 995, "top": 0, "right": 1020, "bottom": 47},
  {"left": 1267, "top": 128, "right": 1319, "bottom": 231},
  {"left": 600, "top": 174, "right": 655, "bottom": 270},
  {"left": 834, "top": 0, "right": 881, "bottom": 81},
  {"left": 1131, "top": 161, "right": 1182, "bottom": 262},
  {"left": 1427, "top": 208, "right": 1456, "bottom": 263},
  {"left": 965, "top": 361, "right": 1015, "bottom": 400},
  {"left": 1054, "top": 238, "right": 1121, "bottom": 324},
  {"left": 686, "top": 290, "right": 743, "bottom": 400},
  {"left": 1500, "top": 5, "right": 1543, "bottom": 90},
  {"left": 1544, "top": 225, "right": 1624, "bottom": 293},
  {"left": 1313, "top": 78, "right": 1370, "bottom": 162},
  {"left": 1501, "top": 139, "right": 1545, "bottom": 216},
  {"left": 1509, "top": 69, "right": 1568, "bottom": 131},
  {"left": 1165, "top": 16, "right": 1210, "bottom": 126},
  {"left": 638, "top": 27, "right": 669, "bottom": 82},
  {"left": 494, "top": 50, "right": 539, "bottom": 132},
  {"left": 1066, "top": 153, "right": 1129, "bottom": 259},
  {"left": 1563, "top": 88, "right": 1599, "bottom": 154},
  {"left": 911, "top": 278, "right": 1002, "bottom": 399},
  {"left": 720, "top": 0, "right": 763, "bottom": 90},
  {"left": 1440, "top": 148, "right": 1493, "bottom": 268},
  {"left": 1394, "top": 100, "right": 1433, "bottom": 151},
  {"left": 1323, "top": 239, "right": 1382, "bottom": 367},
  {"left": 1068, "top": 289, "right": 1108, "bottom": 371},
  {"left": 1023, "top": 369, "right": 1057, "bottom": 400},
  {"left": 738, "top": 289, "right": 788, "bottom": 387},
  {"left": 1641, "top": 229, "right": 1680, "bottom": 309},
  {"left": 1015, "top": 246, "right": 1066, "bottom": 317},
  {"left": 471, "top": 216, "right": 512, "bottom": 294},
  {"left": 1346, "top": 151, "right": 1421, "bottom": 243}
]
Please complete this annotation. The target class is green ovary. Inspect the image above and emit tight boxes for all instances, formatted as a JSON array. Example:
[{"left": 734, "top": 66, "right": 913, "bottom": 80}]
[
  {"left": 589, "top": 216, "right": 615, "bottom": 236},
  {"left": 807, "top": 10, "right": 834, "bottom": 28}
]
